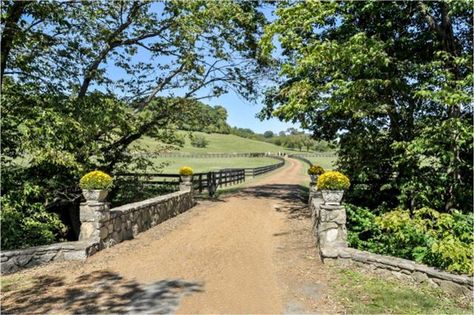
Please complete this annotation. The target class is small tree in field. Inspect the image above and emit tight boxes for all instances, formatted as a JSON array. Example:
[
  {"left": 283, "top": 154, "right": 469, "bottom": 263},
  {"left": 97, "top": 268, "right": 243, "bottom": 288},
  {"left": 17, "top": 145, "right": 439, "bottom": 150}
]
[{"left": 190, "top": 134, "right": 209, "bottom": 148}]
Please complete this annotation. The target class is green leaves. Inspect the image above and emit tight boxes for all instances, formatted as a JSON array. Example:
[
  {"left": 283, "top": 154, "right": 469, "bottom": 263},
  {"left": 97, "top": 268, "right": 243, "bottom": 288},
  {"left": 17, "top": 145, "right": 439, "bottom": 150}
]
[
  {"left": 260, "top": 1, "right": 472, "bottom": 212},
  {"left": 1, "top": 0, "right": 268, "bottom": 249},
  {"left": 348, "top": 204, "right": 474, "bottom": 274}
]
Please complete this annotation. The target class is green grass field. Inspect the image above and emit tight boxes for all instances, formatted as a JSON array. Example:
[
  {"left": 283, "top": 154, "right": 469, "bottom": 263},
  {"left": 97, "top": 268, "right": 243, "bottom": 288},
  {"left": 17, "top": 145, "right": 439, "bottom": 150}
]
[
  {"left": 135, "top": 131, "right": 323, "bottom": 154},
  {"left": 132, "top": 131, "right": 337, "bottom": 173},
  {"left": 333, "top": 268, "right": 471, "bottom": 314}
]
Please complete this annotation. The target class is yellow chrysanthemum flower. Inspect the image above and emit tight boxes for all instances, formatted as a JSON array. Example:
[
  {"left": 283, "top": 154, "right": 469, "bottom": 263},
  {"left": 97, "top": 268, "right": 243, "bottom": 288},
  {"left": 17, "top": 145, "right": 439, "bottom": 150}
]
[
  {"left": 317, "top": 171, "right": 350, "bottom": 190},
  {"left": 179, "top": 166, "right": 193, "bottom": 176},
  {"left": 79, "top": 170, "right": 113, "bottom": 190}
]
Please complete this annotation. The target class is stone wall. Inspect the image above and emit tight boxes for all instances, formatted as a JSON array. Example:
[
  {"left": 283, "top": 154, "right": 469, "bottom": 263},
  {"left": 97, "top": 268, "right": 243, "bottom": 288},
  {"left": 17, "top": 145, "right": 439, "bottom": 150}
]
[
  {"left": 81, "top": 190, "right": 194, "bottom": 249},
  {"left": 2, "top": 189, "right": 194, "bottom": 274},
  {"left": 1, "top": 241, "right": 99, "bottom": 274},
  {"left": 309, "top": 194, "right": 473, "bottom": 297}
]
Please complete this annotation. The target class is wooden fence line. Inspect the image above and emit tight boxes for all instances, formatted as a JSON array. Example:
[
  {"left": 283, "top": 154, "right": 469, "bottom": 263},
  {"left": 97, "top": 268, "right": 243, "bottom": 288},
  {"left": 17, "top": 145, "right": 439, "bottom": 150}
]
[
  {"left": 128, "top": 152, "right": 335, "bottom": 158},
  {"left": 116, "top": 156, "right": 285, "bottom": 197}
]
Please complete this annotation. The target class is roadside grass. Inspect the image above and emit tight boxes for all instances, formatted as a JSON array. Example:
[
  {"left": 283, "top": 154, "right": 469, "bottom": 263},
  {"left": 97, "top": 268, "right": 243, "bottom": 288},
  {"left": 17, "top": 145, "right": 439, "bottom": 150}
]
[
  {"left": 332, "top": 268, "right": 471, "bottom": 314},
  {"left": 148, "top": 156, "right": 278, "bottom": 173},
  {"left": 0, "top": 274, "right": 32, "bottom": 293}
]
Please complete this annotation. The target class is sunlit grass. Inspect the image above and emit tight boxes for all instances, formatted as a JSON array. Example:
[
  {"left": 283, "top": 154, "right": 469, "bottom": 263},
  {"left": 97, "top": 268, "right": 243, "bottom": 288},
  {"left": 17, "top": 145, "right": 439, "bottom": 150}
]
[{"left": 332, "top": 268, "right": 471, "bottom": 314}]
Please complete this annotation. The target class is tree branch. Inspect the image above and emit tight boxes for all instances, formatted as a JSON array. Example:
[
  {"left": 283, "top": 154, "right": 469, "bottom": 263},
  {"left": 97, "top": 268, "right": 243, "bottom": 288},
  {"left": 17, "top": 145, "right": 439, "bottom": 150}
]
[{"left": 1, "top": 1, "right": 28, "bottom": 86}]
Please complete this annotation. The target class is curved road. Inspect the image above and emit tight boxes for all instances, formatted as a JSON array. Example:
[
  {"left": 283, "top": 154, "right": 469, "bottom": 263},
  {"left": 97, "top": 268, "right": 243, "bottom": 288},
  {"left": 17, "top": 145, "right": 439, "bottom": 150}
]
[{"left": 2, "top": 158, "right": 340, "bottom": 314}]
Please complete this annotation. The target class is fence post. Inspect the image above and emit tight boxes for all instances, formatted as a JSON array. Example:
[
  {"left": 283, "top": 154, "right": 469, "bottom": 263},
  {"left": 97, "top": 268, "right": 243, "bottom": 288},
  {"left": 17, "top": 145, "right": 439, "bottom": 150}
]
[
  {"left": 198, "top": 174, "right": 203, "bottom": 193},
  {"left": 207, "top": 172, "right": 216, "bottom": 197}
]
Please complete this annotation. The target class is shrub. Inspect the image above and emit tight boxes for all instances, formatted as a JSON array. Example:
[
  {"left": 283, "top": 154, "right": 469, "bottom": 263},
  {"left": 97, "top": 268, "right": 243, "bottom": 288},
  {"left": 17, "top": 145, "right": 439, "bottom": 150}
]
[
  {"left": 347, "top": 204, "right": 474, "bottom": 274},
  {"left": 79, "top": 170, "right": 113, "bottom": 190},
  {"left": 179, "top": 166, "right": 193, "bottom": 176},
  {"left": 1, "top": 194, "right": 66, "bottom": 250},
  {"left": 317, "top": 171, "right": 350, "bottom": 190},
  {"left": 190, "top": 134, "right": 209, "bottom": 148},
  {"left": 307, "top": 165, "right": 325, "bottom": 175}
]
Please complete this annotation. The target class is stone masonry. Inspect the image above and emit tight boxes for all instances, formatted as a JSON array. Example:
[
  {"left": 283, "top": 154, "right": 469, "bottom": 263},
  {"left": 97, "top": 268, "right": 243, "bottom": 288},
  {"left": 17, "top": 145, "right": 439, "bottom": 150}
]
[
  {"left": 2, "top": 188, "right": 194, "bottom": 274},
  {"left": 309, "top": 191, "right": 473, "bottom": 297},
  {"left": 1, "top": 241, "right": 99, "bottom": 274},
  {"left": 79, "top": 190, "right": 194, "bottom": 249}
]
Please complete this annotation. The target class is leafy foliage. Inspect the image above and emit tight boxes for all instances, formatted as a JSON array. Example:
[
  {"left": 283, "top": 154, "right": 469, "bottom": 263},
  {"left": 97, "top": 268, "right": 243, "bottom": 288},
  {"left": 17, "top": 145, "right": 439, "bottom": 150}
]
[
  {"left": 189, "top": 134, "right": 210, "bottom": 148},
  {"left": 1, "top": 0, "right": 266, "bottom": 248},
  {"left": 1, "top": 186, "right": 66, "bottom": 250},
  {"left": 177, "top": 100, "right": 231, "bottom": 134},
  {"left": 347, "top": 204, "right": 474, "bottom": 274},
  {"left": 260, "top": 1, "right": 473, "bottom": 212},
  {"left": 79, "top": 171, "right": 113, "bottom": 190}
]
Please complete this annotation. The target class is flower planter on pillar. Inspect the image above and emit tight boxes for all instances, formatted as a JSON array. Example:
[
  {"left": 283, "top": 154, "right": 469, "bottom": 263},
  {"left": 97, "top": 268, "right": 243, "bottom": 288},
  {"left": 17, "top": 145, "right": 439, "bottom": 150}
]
[
  {"left": 82, "top": 189, "right": 109, "bottom": 202},
  {"left": 317, "top": 204, "right": 348, "bottom": 258},
  {"left": 180, "top": 175, "right": 192, "bottom": 184},
  {"left": 321, "top": 190, "right": 344, "bottom": 205},
  {"left": 179, "top": 166, "right": 194, "bottom": 192}
]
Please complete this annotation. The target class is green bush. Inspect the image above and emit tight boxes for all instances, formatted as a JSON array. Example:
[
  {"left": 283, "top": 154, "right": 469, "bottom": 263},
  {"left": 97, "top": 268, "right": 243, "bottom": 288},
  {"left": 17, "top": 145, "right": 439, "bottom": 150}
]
[
  {"left": 346, "top": 204, "right": 473, "bottom": 274},
  {"left": 190, "top": 134, "right": 209, "bottom": 148},
  {"left": 1, "top": 194, "right": 66, "bottom": 250}
]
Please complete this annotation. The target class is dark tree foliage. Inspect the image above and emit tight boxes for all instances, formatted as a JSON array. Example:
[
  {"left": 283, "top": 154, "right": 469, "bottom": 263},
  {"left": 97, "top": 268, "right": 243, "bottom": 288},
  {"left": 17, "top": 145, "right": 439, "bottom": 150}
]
[
  {"left": 0, "top": 0, "right": 267, "bottom": 249},
  {"left": 260, "top": 1, "right": 472, "bottom": 212}
]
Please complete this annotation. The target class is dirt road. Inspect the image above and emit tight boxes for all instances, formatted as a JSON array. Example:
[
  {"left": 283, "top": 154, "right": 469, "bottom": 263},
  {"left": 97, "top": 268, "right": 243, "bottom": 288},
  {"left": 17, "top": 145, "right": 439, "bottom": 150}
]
[{"left": 1, "top": 158, "right": 340, "bottom": 314}]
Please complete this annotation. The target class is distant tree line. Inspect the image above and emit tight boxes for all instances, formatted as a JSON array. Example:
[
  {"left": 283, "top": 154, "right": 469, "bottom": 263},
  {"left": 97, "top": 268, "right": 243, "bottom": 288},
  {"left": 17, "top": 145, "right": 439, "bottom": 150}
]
[
  {"left": 175, "top": 99, "right": 232, "bottom": 134},
  {"left": 230, "top": 127, "right": 334, "bottom": 152}
]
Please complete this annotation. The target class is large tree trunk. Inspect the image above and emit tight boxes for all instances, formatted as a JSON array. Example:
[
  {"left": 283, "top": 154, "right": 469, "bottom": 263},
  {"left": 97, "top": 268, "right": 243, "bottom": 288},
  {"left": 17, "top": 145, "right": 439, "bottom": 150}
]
[{"left": 1, "top": 1, "right": 27, "bottom": 86}]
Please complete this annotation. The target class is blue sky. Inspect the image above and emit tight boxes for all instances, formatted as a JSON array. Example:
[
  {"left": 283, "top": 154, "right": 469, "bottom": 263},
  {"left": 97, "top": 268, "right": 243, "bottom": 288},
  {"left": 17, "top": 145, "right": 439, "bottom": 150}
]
[
  {"left": 203, "top": 3, "right": 300, "bottom": 134},
  {"left": 103, "top": 2, "right": 299, "bottom": 135},
  {"left": 204, "top": 92, "right": 299, "bottom": 134}
]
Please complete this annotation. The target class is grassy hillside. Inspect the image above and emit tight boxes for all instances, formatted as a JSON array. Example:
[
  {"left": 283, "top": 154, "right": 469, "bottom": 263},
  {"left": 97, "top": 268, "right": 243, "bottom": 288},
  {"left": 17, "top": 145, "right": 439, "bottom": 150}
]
[
  {"left": 133, "top": 131, "right": 337, "bottom": 173},
  {"left": 135, "top": 131, "right": 318, "bottom": 154}
]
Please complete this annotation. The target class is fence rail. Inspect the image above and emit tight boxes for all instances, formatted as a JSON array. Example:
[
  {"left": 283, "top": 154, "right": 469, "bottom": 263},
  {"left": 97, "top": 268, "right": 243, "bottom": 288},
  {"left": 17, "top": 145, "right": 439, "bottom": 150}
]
[
  {"left": 116, "top": 157, "right": 284, "bottom": 197},
  {"left": 129, "top": 152, "right": 335, "bottom": 158}
]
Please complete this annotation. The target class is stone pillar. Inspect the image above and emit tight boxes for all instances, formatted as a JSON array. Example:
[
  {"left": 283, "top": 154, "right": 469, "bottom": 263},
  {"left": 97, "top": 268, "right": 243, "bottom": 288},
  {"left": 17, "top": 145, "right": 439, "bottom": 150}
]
[
  {"left": 317, "top": 204, "right": 347, "bottom": 259},
  {"left": 179, "top": 181, "right": 192, "bottom": 192},
  {"left": 308, "top": 184, "right": 318, "bottom": 203},
  {"left": 79, "top": 201, "right": 110, "bottom": 241}
]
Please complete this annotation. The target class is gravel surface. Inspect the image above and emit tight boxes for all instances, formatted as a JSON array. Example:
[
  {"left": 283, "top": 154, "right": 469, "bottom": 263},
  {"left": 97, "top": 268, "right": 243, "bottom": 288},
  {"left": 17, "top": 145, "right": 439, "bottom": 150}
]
[{"left": 1, "top": 158, "right": 342, "bottom": 314}]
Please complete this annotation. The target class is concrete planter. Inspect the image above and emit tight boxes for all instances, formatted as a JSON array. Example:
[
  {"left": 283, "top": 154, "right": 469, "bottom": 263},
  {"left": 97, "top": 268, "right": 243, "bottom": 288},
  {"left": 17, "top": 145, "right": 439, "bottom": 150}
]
[
  {"left": 321, "top": 190, "right": 344, "bottom": 205},
  {"left": 180, "top": 175, "right": 192, "bottom": 183},
  {"left": 82, "top": 189, "right": 108, "bottom": 202}
]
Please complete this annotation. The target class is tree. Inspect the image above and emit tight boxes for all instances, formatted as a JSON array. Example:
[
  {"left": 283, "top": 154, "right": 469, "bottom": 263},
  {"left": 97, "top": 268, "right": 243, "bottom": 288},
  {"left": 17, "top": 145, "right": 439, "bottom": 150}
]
[
  {"left": 260, "top": 1, "right": 472, "bottom": 212},
  {"left": 1, "top": 0, "right": 267, "bottom": 249},
  {"left": 263, "top": 130, "right": 274, "bottom": 138},
  {"left": 189, "top": 134, "right": 209, "bottom": 148}
]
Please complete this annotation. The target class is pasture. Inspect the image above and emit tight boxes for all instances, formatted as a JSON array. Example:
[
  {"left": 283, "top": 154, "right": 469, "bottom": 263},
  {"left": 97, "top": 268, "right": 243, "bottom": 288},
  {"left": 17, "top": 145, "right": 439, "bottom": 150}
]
[{"left": 135, "top": 131, "right": 321, "bottom": 154}]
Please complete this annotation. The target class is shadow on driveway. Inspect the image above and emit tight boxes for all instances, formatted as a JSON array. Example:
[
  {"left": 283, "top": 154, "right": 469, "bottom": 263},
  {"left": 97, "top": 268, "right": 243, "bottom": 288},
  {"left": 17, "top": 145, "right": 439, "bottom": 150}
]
[{"left": 1, "top": 270, "right": 203, "bottom": 314}]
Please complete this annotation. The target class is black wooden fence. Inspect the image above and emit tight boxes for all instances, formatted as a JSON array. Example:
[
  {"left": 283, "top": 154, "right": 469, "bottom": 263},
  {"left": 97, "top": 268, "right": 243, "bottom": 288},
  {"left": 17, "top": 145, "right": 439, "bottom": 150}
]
[{"left": 116, "top": 157, "right": 285, "bottom": 197}]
